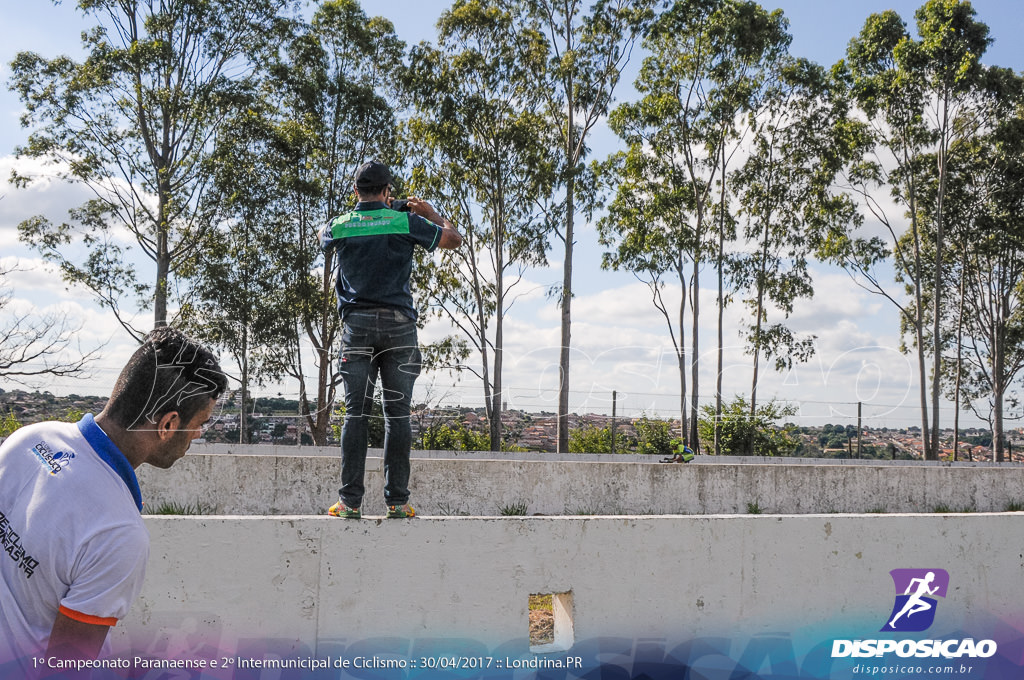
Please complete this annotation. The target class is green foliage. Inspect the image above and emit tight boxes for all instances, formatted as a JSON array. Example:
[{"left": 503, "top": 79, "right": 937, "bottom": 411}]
[
  {"left": 59, "top": 409, "right": 84, "bottom": 424},
  {"left": 418, "top": 421, "right": 490, "bottom": 452},
  {"left": 246, "top": 0, "right": 405, "bottom": 445},
  {"left": 746, "top": 501, "right": 764, "bottom": 515},
  {"left": 571, "top": 505, "right": 602, "bottom": 516},
  {"left": 499, "top": 501, "right": 530, "bottom": 516},
  {"left": 403, "top": 0, "right": 562, "bottom": 451},
  {"left": 633, "top": 415, "right": 677, "bottom": 457},
  {"left": 0, "top": 411, "right": 21, "bottom": 437},
  {"left": 11, "top": 0, "right": 285, "bottom": 334},
  {"left": 729, "top": 58, "right": 859, "bottom": 379},
  {"left": 522, "top": 0, "right": 656, "bottom": 454},
  {"left": 568, "top": 423, "right": 629, "bottom": 454},
  {"left": 836, "top": 0, "right": 1002, "bottom": 461},
  {"left": 146, "top": 501, "right": 214, "bottom": 516},
  {"left": 698, "top": 395, "right": 799, "bottom": 456},
  {"left": 176, "top": 98, "right": 297, "bottom": 440},
  {"left": 932, "top": 504, "right": 976, "bottom": 514},
  {"left": 332, "top": 395, "right": 386, "bottom": 448},
  {"left": 596, "top": 0, "right": 796, "bottom": 443}
]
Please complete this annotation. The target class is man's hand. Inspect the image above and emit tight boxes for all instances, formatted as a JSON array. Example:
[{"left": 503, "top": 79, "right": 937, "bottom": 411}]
[
  {"left": 407, "top": 197, "right": 463, "bottom": 250},
  {"left": 406, "top": 197, "right": 442, "bottom": 223}
]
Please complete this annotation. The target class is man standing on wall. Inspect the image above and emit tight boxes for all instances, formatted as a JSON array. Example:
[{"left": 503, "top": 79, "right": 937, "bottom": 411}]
[
  {"left": 0, "top": 327, "right": 228, "bottom": 675},
  {"left": 321, "top": 160, "right": 462, "bottom": 519}
]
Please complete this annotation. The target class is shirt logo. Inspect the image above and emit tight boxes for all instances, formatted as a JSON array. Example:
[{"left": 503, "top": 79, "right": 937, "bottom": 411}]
[
  {"left": 881, "top": 568, "right": 949, "bottom": 632},
  {"left": 31, "top": 440, "right": 77, "bottom": 475},
  {"left": 0, "top": 510, "right": 39, "bottom": 578}
]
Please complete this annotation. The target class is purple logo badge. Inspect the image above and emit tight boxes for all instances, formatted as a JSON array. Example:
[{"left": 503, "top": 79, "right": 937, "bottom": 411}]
[{"left": 881, "top": 569, "right": 949, "bottom": 632}]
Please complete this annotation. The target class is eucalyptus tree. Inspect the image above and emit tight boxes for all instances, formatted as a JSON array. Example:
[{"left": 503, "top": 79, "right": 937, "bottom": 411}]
[
  {"left": 835, "top": 0, "right": 993, "bottom": 460},
  {"left": 597, "top": 0, "right": 790, "bottom": 451},
  {"left": 10, "top": 0, "right": 285, "bottom": 337},
  {"left": 263, "top": 1, "right": 405, "bottom": 445},
  {"left": 519, "top": 0, "right": 656, "bottom": 453},
  {"left": 176, "top": 104, "right": 295, "bottom": 445},
  {"left": 930, "top": 80, "right": 1024, "bottom": 461},
  {"left": 403, "top": 1, "right": 559, "bottom": 451},
  {"left": 729, "top": 59, "right": 859, "bottom": 427},
  {"left": 916, "top": 0, "right": 994, "bottom": 457}
]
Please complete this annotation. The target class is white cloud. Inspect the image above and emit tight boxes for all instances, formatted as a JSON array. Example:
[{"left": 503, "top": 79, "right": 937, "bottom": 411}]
[
  {"left": 411, "top": 249, "right": 942, "bottom": 427},
  {"left": 0, "top": 286, "right": 131, "bottom": 394},
  {"left": 1, "top": 255, "right": 96, "bottom": 304},
  {"left": 0, "top": 154, "right": 150, "bottom": 252}
]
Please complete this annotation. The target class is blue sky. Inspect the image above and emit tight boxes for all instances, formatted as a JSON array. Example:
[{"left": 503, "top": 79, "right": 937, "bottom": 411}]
[{"left": 1, "top": 0, "right": 1022, "bottom": 430}]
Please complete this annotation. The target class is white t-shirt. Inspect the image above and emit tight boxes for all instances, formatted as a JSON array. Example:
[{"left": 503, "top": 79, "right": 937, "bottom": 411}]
[{"left": 0, "top": 414, "right": 149, "bottom": 675}]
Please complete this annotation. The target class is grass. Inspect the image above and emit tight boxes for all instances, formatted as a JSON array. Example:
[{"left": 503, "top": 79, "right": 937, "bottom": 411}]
[
  {"left": 528, "top": 594, "right": 554, "bottom": 647},
  {"left": 499, "top": 501, "right": 530, "bottom": 516},
  {"left": 530, "top": 593, "right": 553, "bottom": 611},
  {"left": 931, "top": 504, "right": 976, "bottom": 514},
  {"left": 146, "top": 501, "right": 214, "bottom": 515},
  {"left": 436, "top": 501, "right": 470, "bottom": 516},
  {"left": 570, "top": 505, "right": 607, "bottom": 515},
  {"left": 746, "top": 501, "right": 763, "bottom": 515}
]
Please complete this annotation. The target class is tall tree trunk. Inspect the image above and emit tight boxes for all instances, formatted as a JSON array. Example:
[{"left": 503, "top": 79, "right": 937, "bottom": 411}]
[
  {"left": 930, "top": 91, "right": 951, "bottom": 462},
  {"left": 155, "top": 183, "right": 170, "bottom": 329},
  {"left": 906, "top": 165, "right": 933, "bottom": 460},
  {"left": 750, "top": 218, "right": 771, "bottom": 423},
  {"left": 994, "top": 370, "right": 1005, "bottom": 463},
  {"left": 952, "top": 246, "right": 967, "bottom": 460},
  {"left": 557, "top": 178, "right": 574, "bottom": 454},
  {"left": 240, "top": 324, "right": 249, "bottom": 445},
  {"left": 677, "top": 253, "right": 688, "bottom": 444},
  {"left": 689, "top": 258, "right": 700, "bottom": 452},
  {"left": 993, "top": 296, "right": 1006, "bottom": 462},
  {"left": 715, "top": 152, "right": 727, "bottom": 456},
  {"left": 490, "top": 244, "right": 504, "bottom": 451},
  {"left": 557, "top": 50, "right": 575, "bottom": 455}
]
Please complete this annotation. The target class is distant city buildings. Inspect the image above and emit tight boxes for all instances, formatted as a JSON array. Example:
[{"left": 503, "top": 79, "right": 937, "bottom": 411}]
[{"left": 1, "top": 388, "right": 1020, "bottom": 461}]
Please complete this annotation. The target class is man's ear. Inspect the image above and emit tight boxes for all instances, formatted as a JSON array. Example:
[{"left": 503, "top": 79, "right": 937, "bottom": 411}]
[{"left": 156, "top": 411, "right": 181, "bottom": 441}]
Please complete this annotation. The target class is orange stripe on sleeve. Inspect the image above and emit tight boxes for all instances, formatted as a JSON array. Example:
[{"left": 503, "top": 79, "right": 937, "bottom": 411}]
[{"left": 58, "top": 605, "right": 118, "bottom": 627}]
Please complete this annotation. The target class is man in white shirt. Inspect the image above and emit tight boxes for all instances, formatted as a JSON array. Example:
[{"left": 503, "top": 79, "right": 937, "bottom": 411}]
[{"left": 0, "top": 327, "right": 227, "bottom": 676}]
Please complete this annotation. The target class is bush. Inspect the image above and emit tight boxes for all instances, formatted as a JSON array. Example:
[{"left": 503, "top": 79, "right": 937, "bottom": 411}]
[
  {"left": 419, "top": 422, "right": 490, "bottom": 451},
  {"left": 698, "top": 396, "right": 799, "bottom": 456},
  {"left": 568, "top": 423, "right": 629, "bottom": 453},
  {"left": 633, "top": 415, "right": 677, "bottom": 457},
  {"left": 0, "top": 410, "right": 20, "bottom": 437}
]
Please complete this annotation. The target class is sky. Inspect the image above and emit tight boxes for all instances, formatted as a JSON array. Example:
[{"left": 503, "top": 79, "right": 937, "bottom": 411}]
[{"left": 1, "top": 0, "right": 1022, "bottom": 430}]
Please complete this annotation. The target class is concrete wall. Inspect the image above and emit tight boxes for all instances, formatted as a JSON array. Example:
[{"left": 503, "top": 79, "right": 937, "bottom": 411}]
[
  {"left": 137, "top": 452, "right": 1024, "bottom": 516},
  {"left": 109, "top": 513, "right": 1024, "bottom": 662}
]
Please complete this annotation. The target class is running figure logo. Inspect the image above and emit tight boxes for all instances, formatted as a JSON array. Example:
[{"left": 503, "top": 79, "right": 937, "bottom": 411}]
[{"left": 882, "top": 568, "right": 950, "bottom": 632}]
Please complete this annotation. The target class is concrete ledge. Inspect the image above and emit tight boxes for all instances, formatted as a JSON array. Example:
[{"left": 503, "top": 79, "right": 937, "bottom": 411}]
[
  {"left": 110, "top": 514, "right": 1024, "bottom": 658},
  {"left": 138, "top": 453, "right": 1024, "bottom": 515},
  {"left": 191, "top": 442, "right": 1024, "bottom": 465}
]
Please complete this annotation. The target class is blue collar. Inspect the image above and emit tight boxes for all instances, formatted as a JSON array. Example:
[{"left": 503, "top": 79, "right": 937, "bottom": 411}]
[{"left": 77, "top": 414, "right": 143, "bottom": 512}]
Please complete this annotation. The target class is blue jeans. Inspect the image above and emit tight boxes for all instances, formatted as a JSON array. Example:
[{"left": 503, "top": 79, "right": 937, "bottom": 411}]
[{"left": 338, "top": 308, "right": 421, "bottom": 508}]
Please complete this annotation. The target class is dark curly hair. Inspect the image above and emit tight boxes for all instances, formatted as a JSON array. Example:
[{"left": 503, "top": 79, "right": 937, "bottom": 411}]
[{"left": 105, "top": 327, "right": 228, "bottom": 430}]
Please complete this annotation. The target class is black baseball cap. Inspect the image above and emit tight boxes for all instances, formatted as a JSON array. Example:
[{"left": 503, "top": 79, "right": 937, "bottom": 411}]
[{"left": 354, "top": 161, "right": 393, "bottom": 189}]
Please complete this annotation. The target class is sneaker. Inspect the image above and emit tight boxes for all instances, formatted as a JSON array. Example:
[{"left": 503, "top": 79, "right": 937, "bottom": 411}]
[
  {"left": 327, "top": 501, "right": 361, "bottom": 519},
  {"left": 386, "top": 504, "right": 416, "bottom": 519}
]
